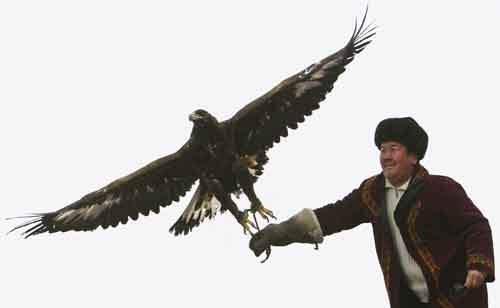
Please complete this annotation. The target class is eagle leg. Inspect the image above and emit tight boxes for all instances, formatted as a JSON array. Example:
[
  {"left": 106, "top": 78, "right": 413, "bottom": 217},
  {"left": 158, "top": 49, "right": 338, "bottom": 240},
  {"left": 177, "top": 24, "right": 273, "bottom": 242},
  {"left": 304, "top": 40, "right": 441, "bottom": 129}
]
[
  {"left": 232, "top": 157, "right": 277, "bottom": 227},
  {"left": 241, "top": 181, "right": 276, "bottom": 223},
  {"left": 201, "top": 176, "right": 256, "bottom": 235}
]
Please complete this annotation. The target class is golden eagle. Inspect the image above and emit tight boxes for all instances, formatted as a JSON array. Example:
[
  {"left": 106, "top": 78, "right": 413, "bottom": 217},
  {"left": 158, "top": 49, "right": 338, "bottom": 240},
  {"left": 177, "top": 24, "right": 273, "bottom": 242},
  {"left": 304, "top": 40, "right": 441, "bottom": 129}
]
[{"left": 10, "top": 14, "right": 375, "bottom": 246}]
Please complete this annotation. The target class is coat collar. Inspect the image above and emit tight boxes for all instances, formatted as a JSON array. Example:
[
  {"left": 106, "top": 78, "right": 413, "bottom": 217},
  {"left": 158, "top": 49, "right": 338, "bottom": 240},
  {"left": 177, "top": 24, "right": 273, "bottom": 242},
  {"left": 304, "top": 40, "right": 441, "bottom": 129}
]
[
  {"left": 385, "top": 177, "right": 411, "bottom": 193},
  {"left": 376, "top": 164, "right": 429, "bottom": 231}
]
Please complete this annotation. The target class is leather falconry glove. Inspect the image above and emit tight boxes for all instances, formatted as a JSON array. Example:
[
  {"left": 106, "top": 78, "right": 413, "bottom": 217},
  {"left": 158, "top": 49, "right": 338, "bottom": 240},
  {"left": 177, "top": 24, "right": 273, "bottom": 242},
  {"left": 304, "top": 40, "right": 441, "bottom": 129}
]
[{"left": 249, "top": 208, "right": 324, "bottom": 257}]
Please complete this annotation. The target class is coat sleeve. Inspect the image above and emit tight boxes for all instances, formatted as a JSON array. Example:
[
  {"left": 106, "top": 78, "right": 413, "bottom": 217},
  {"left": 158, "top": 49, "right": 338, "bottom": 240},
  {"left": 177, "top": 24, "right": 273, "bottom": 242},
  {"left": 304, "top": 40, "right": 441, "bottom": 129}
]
[
  {"left": 440, "top": 177, "right": 495, "bottom": 282},
  {"left": 313, "top": 182, "right": 371, "bottom": 237}
]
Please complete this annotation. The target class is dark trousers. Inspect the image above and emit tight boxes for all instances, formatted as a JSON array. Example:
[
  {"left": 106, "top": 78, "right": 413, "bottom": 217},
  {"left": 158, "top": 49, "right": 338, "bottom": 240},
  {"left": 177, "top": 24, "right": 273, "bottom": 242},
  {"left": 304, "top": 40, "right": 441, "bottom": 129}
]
[{"left": 399, "top": 280, "right": 431, "bottom": 308}]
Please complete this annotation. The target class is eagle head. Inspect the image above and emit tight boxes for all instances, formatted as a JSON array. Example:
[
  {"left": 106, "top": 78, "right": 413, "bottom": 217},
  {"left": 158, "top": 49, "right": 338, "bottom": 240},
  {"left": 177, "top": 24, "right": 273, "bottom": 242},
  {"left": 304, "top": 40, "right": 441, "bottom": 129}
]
[{"left": 189, "top": 109, "right": 219, "bottom": 128}]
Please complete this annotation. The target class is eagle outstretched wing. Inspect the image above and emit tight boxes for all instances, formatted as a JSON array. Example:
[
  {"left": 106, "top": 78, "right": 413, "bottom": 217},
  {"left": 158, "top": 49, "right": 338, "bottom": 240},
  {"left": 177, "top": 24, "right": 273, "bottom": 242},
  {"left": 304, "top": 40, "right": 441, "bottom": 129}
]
[
  {"left": 227, "top": 13, "right": 375, "bottom": 155},
  {"left": 10, "top": 142, "right": 199, "bottom": 238},
  {"left": 9, "top": 11, "right": 375, "bottom": 239}
]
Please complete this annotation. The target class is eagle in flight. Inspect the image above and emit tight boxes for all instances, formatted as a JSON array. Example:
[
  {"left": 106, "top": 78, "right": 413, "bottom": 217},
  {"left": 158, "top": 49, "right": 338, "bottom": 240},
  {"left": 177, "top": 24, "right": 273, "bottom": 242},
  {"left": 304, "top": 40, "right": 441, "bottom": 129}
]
[{"left": 11, "top": 13, "right": 375, "bottom": 250}]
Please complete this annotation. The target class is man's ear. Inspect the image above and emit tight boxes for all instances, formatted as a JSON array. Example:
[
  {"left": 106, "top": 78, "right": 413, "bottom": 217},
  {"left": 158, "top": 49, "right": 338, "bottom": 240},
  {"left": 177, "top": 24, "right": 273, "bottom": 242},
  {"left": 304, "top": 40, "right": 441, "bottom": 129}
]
[{"left": 409, "top": 153, "right": 418, "bottom": 165}]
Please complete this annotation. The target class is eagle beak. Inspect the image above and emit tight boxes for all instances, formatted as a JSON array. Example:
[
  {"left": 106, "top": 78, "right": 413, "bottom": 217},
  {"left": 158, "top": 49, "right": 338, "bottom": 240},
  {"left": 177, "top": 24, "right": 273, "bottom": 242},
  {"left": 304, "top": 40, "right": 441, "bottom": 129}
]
[{"left": 189, "top": 112, "right": 202, "bottom": 122}]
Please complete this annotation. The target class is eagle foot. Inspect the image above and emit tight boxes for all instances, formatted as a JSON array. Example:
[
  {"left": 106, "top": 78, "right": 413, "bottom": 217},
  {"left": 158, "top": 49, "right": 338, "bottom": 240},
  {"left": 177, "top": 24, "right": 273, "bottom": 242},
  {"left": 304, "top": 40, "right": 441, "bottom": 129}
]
[
  {"left": 250, "top": 203, "right": 276, "bottom": 223},
  {"left": 239, "top": 211, "right": 257, "bottom": 236}
]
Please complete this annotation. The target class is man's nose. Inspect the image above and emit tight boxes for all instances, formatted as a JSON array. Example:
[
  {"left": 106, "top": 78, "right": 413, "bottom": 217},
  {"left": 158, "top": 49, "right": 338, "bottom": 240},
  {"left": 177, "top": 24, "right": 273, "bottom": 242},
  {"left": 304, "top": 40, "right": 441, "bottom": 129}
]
[{"left": 381, "top": 151, "right": 392, "bottom": 160}]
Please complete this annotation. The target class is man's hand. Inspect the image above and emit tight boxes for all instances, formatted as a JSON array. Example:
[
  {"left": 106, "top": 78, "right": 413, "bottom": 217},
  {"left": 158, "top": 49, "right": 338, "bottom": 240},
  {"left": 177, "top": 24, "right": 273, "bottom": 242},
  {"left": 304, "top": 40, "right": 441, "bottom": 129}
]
[
  {"left": 249, "top": 229, "right": 269, "bottom": 257},
  {"left": 464, "top": 270, "right": 485, "bottom": 289},
  {"left": 248, "top": 209, "right": 324, "bottom": 259},
  {"left": 249, "top": 224, "right": 287, "bottom": 257}
]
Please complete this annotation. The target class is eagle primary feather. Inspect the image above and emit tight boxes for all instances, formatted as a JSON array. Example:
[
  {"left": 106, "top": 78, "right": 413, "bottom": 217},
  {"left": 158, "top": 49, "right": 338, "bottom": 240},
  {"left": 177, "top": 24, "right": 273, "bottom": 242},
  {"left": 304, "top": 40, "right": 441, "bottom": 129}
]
[{"left": 10, "top": 12, "right": 375, "bottom": 239}]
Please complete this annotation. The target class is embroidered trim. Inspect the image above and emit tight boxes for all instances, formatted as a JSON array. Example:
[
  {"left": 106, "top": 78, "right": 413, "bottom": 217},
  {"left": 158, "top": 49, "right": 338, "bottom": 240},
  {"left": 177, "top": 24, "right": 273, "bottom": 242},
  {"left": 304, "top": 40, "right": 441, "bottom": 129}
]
[
  {"left": 408, "top": 202, "right": 439, "bottom": 281},
  {"left": 408, "top": 201, "right": 454, "bottom": 308},
  {"left": 467, "top": 254, "right": 494, "bottom": 272},
  {"left": 361, "top": 176, "right": 378, "bottom": 217},
  {"left": 415, "top": 165, "right": 429, "bottom": 179}
]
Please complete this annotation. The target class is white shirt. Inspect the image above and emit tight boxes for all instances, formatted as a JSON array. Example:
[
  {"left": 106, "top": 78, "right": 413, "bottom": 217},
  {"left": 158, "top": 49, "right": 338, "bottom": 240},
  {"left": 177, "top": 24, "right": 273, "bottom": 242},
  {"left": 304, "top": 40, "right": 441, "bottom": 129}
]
[{"left": 385, "top": 178, "right": 430, "bottom": 303}]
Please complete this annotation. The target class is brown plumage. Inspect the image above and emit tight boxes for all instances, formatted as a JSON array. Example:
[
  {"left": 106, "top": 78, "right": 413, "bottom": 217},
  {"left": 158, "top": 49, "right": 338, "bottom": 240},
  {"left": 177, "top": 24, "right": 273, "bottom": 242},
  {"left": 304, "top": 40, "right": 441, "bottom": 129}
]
[{"left": 10, "top": 12, "right": 375, "bottom": 238}]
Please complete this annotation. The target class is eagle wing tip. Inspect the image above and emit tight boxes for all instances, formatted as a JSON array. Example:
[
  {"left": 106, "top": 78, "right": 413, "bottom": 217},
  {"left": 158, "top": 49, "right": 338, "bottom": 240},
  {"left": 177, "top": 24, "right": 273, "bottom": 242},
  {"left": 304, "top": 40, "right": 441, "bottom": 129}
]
[{"left": 7, "top": 213, "right": 52, "bottom": 238}]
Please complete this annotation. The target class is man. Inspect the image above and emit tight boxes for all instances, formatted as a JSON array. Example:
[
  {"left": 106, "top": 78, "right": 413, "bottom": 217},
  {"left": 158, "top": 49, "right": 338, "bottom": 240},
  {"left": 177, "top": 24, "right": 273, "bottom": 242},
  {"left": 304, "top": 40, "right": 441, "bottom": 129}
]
[{"left": 249, "top": 117, "right": 495, "bottom": 308}]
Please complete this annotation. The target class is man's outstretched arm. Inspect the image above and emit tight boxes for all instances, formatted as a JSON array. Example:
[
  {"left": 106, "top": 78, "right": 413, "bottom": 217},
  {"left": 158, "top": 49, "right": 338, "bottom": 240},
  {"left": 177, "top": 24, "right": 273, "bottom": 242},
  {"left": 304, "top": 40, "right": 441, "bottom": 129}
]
[{"left": 249, "top": 186, "right": 371, "bottom": 256}]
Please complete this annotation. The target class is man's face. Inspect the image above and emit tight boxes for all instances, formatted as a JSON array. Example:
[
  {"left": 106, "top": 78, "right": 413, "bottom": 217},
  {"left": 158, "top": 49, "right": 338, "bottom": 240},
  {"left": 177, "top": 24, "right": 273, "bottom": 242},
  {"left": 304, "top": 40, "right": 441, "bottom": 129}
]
[{"left": 379, "top": 141, "right": 417, "bottom": 186}]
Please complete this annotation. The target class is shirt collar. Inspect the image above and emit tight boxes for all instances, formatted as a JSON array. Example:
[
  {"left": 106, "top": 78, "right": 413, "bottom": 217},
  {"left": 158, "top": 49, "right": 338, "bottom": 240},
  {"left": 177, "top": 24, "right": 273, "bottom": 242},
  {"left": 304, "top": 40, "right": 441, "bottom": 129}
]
[{"left": 385, "top": 177, "right": 411, "bottom": 191}]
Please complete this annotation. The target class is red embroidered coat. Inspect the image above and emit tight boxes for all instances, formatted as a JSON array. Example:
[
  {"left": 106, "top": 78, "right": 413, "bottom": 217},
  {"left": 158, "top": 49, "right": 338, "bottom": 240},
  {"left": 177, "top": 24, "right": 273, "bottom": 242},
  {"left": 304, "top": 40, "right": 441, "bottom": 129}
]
[{"left": 313, "top": 166, "right": 495, "bottom": 308}]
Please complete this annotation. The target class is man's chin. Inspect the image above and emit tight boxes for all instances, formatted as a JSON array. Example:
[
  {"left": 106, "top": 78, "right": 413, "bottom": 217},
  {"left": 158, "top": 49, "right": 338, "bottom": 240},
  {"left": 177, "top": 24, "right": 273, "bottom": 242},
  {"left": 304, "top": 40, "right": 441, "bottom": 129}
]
[{"left": 383, "top": 169, "right": 397, "bottom": 181}]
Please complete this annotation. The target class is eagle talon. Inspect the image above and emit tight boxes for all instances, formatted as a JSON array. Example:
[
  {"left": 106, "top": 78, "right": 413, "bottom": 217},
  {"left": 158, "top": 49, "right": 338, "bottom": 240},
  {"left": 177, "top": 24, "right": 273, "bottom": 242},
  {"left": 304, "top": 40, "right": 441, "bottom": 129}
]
[
  {"left": 260, "top": 246, "right": 272, "bottom": 263},
  {"left": 251, "top": 203, "right": 276, "bottom": 222},
  {"left": 240, "top": 211, "right": 257, "bottom": 235},
  {"left": 252, "top": 212, "right": 261, "bottom": 231}
]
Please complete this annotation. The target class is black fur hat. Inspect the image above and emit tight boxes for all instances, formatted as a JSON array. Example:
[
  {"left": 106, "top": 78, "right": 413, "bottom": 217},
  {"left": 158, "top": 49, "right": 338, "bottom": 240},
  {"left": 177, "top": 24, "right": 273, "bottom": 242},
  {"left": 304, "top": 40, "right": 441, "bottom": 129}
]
[{"left": 374, "top": 117, "right": 428, "bottom": 160}]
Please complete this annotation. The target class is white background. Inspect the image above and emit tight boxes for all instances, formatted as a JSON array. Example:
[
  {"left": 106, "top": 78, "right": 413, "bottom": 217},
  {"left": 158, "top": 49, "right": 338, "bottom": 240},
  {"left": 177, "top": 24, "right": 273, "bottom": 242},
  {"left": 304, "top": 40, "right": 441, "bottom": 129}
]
[{"left": 1, "top": 0, "right": 499, "bottom": 307}]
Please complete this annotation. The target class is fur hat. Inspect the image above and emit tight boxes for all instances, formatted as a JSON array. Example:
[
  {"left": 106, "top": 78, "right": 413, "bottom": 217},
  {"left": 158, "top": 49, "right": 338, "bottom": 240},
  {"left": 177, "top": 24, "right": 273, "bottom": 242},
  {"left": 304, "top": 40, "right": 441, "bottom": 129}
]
[{"left": 374, "top": 117, "right": 428, "bottom": 160}]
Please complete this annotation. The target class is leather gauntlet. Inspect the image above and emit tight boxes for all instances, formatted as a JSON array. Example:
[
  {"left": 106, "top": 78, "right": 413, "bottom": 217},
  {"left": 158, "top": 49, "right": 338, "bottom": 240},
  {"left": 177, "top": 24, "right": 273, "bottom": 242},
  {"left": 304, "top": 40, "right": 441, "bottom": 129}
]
[{"left": 249, "top": 208, "right": 324, "bottom": 257}]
